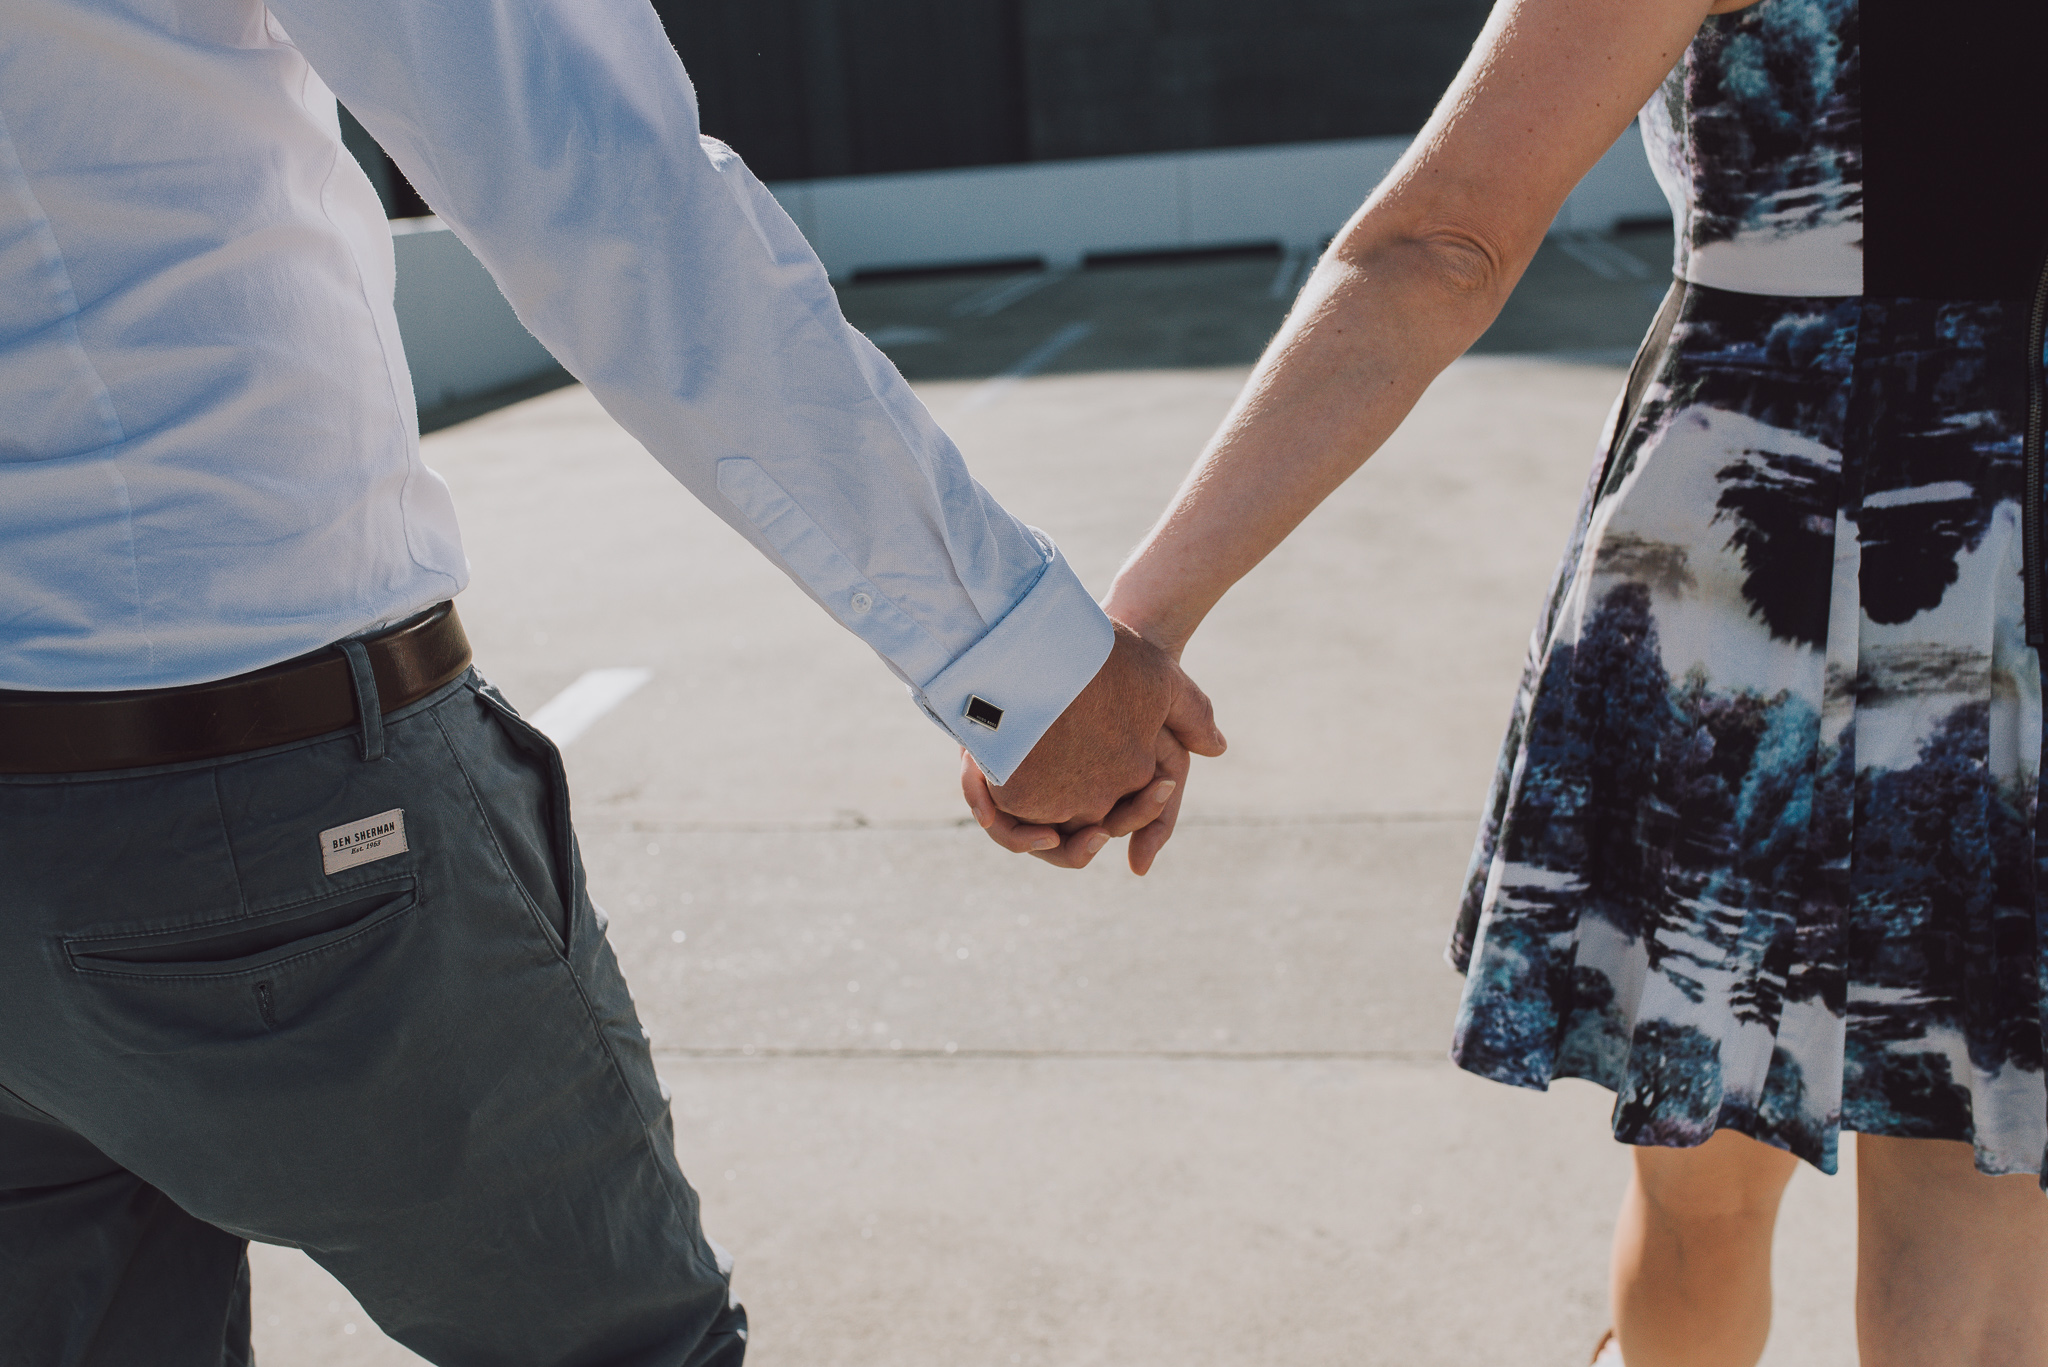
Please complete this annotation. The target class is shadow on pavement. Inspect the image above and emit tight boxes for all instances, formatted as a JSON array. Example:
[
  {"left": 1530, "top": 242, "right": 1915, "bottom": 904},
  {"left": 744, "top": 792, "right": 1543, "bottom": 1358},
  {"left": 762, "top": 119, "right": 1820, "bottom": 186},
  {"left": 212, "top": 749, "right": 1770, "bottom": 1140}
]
[
  {"left": 838, "top": 224, "right": 1675, "bottom": 384},
  {"left": 421, "top": 225, "right": 1674, "bottom": 433}
]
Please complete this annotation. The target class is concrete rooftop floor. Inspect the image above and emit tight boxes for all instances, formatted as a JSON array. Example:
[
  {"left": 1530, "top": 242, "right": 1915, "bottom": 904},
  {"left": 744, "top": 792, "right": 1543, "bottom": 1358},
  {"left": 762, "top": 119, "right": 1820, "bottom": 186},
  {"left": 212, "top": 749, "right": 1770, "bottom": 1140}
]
[{"left": 250, "top": 229, "right": 1864, "bottom": 1366}]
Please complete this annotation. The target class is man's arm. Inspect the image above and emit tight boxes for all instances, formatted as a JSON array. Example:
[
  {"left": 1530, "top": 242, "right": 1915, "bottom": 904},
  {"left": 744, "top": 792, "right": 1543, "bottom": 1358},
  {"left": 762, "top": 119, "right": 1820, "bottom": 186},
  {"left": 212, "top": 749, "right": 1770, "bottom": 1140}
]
[{"left": 267, "top": 0, "right": 1123, "bottom": 788}]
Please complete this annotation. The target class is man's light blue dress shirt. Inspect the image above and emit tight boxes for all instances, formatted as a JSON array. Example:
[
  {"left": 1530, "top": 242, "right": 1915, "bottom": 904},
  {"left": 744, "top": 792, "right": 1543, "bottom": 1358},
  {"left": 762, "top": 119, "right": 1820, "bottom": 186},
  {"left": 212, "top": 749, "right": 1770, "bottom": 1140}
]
[{"left": 0, "top": 0, "right": 1113, "bottom": 782}]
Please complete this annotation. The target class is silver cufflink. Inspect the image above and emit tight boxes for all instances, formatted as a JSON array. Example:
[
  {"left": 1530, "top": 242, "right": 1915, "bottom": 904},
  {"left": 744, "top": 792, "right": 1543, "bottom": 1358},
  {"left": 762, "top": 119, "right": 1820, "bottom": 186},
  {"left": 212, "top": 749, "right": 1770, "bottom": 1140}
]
[{"left": 963, "top": 695, "right": 1004, "bottom": 731}]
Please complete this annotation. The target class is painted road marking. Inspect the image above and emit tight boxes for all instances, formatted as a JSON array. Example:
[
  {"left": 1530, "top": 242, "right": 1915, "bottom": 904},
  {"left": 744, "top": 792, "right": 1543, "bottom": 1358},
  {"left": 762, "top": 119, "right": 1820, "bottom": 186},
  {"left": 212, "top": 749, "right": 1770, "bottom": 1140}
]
[
  {"left": 863, "top": 325, "right": 946, "bottom": 347},
  {"left": 950, "top": 267, "right": 1071, "bottom": 319},
  {"left": 1554, "top": 232, "right": 1651, "bottom": 281},
  {"left": 961, "top": 321, "right": 1097, "bottom": 411},
  {"left": 1268, "top": 245, "right": 1313, "bottom": 300},
  {"left": 530, "top": 667, "right": 653, "bottom": 746}
]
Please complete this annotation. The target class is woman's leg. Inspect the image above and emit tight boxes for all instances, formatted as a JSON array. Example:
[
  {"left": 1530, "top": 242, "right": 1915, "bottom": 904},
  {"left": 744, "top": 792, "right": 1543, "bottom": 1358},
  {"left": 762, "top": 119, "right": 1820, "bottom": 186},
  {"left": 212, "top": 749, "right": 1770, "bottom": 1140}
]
[
  {"left": 1612, "top": 1129, "right": 1800, "bottom": 1367},
  {"left": 1856, "top": 1134, "right": 2048, "bottom": 1367}
]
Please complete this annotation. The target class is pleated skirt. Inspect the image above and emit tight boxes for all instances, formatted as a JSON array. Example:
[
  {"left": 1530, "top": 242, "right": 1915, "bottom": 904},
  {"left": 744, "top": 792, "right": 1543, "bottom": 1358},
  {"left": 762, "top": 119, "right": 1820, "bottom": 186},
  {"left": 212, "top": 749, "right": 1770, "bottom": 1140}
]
[{"left": 1449, "top": 280, "right": 2048, "bottom": 1179}]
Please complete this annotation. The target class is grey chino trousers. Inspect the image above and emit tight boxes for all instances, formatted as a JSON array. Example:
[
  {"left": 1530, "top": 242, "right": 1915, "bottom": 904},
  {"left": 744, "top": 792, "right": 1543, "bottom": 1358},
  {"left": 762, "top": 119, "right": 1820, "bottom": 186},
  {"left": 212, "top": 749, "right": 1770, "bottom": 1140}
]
[{"left": 0, "top": 661, "right": 746, "bottom": 1366}]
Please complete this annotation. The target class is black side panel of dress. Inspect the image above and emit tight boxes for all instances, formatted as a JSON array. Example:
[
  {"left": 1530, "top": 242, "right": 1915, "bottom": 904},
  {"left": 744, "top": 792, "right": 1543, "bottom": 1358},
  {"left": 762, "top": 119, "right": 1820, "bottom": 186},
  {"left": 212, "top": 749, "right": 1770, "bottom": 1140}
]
[{"left": 1863, "top": 0, "right": 2048, "bottom": 301}]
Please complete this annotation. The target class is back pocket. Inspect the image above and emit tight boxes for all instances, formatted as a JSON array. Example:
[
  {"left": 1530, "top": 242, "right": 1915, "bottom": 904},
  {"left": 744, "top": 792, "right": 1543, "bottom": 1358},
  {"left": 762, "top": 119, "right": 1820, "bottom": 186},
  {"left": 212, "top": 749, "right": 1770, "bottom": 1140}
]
[{"left": 65, "top": 878, "right": 417, "bottom": 979}]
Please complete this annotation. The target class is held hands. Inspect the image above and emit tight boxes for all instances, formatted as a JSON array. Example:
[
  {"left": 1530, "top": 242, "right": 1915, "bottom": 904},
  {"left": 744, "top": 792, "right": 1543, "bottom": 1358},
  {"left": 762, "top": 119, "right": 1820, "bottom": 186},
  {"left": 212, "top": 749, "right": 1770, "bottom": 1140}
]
[{"left": 960, "top": 622, "right": 1225, "bottom": 874}]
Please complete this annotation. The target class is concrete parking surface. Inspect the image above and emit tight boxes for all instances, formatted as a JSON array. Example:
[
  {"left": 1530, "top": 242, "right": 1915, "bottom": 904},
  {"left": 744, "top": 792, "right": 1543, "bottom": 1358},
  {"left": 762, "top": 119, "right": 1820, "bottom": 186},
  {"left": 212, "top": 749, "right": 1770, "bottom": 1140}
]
[{"left": 248, "top": 233, "right": 1864, "bottom": 1366}]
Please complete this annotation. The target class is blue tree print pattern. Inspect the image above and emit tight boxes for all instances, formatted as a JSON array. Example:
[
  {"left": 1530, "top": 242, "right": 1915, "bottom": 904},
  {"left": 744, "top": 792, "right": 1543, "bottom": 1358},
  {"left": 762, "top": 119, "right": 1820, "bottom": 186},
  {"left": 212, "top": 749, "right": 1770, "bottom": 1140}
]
[
  {"left": 1447, "top": 38, "right": 2048, "bottom": 1180},
  {"left": 1642, "top": 0, "right": 1862, "bottom": 294}
]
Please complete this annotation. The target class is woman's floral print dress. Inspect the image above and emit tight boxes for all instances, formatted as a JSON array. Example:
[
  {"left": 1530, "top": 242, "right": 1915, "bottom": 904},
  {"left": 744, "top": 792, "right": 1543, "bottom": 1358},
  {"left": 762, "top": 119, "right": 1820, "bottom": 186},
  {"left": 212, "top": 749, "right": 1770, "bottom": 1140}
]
[{"left": 1449, "top": 0, "right": 2048, "bottom": 1181}]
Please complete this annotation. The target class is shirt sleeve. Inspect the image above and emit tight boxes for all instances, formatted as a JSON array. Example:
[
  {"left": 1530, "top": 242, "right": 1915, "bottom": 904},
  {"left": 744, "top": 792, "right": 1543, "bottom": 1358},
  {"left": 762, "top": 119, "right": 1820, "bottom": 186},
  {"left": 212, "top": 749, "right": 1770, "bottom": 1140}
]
[{"left": 265, "top": 0, "right": 1112, "bottom": 784}]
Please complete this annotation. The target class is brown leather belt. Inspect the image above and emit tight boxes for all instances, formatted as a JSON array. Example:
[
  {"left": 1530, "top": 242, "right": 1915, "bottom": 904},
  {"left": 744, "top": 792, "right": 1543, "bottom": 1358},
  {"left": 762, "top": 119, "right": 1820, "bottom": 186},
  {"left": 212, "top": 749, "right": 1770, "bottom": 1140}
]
[{"left": 0, "top": 602, "right": 472, "bottom": 775}]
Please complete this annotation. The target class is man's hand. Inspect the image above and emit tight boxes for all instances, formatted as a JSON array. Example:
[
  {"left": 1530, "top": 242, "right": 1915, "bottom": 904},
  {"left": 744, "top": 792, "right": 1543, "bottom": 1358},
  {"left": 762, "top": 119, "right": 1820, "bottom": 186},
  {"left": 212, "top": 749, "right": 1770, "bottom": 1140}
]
[{"left": 959, "top": 622, "right": 1225, "bottom": 874}]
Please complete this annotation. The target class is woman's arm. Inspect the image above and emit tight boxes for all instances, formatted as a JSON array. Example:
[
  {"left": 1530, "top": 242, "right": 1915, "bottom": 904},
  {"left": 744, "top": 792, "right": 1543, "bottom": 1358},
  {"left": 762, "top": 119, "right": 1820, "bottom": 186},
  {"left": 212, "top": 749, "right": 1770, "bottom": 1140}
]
[{"left": 1104, "top": 0, "right": 1722, "bottom": 652}]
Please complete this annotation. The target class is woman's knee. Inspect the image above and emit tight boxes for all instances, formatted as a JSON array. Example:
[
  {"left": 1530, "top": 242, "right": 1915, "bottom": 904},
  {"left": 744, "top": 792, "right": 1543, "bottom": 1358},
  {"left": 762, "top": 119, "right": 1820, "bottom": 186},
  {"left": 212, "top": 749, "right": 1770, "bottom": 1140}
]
[{"left": 1632, "top": 1129, "right": 1800, "bottom": 1224}]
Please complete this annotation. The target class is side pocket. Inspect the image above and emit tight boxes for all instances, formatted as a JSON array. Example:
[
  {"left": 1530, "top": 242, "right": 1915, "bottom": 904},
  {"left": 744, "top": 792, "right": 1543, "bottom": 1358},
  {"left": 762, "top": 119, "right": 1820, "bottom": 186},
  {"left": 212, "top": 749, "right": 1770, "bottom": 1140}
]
[
  {"left": 465, "top": 680, "right": 578, "bottom": 954},
  {"left": 1595, "top": 279, "right": 1687, "bottom": 502},
  {"left": 65, "top": 878, "right": 417, "bottom": 980}
]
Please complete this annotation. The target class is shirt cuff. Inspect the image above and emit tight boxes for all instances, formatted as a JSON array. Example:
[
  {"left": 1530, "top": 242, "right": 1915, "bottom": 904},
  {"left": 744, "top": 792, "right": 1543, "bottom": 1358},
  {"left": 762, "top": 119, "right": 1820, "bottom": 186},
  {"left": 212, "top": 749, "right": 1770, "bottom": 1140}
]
[{"left": 912, "top": 535, "right": 1115, "bottom": 786}]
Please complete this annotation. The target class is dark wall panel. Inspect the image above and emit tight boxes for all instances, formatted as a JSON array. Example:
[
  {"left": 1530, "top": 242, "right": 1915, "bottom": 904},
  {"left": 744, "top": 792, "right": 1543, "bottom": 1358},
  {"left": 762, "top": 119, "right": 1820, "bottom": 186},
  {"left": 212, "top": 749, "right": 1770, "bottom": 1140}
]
[
  {"left": 649, "top": 0, "right": 1494, "bottom": 181},
  {"left": 655, "top": 0, "right": 1025, "bottom": 180},
  {"left": 653, "top": 1, "right": 816, "bottom": 178},
  {"left": 1022, "top": 0, "right": 1494, "bottom": 161},
  {"left": 839, "top": 1, "right": 1027, "bottom": 177}
]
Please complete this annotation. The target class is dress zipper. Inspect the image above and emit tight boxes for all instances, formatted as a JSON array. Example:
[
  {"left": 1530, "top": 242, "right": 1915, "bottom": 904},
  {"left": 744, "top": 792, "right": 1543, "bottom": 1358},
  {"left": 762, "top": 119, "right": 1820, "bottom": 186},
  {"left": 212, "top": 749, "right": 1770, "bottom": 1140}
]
[{"left": 2026, "top": 252, "right": 2048, "bottom": 648}]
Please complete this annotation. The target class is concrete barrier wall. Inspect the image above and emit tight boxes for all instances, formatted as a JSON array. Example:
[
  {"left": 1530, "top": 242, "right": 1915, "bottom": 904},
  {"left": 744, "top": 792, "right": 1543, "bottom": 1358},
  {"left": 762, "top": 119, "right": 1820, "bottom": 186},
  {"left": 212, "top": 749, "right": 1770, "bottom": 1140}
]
[
  {"left": 772, "top": 128, "right": 1671, "bottom": 277},
  {"left": 390, "top": 131, "right": 1671, "bottom": 409},
  {"left": 390, "top": 218, "right": 556, "bottom": 411}
]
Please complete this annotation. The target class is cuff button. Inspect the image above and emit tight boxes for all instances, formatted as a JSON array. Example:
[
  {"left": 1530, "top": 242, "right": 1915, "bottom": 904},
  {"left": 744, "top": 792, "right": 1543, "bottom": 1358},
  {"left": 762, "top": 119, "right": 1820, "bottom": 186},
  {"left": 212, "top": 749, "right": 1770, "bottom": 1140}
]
[
  {"left": 963, "top": 695, "right": 1004, "bottom": 731},
  {"left": 850, "top": 591, "right": 874, "bottom": 615}
]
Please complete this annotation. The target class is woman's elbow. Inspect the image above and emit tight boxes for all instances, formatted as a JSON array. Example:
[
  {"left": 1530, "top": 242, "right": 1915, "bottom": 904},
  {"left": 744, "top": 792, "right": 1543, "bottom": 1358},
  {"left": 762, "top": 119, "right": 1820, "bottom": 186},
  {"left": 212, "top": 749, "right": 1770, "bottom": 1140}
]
[
  {"left": 1333, "top": 215, "right": 1520, "bottom": 309},
  {"left": 1412, "top": 225, "right": 1514, "bottom": 300}
]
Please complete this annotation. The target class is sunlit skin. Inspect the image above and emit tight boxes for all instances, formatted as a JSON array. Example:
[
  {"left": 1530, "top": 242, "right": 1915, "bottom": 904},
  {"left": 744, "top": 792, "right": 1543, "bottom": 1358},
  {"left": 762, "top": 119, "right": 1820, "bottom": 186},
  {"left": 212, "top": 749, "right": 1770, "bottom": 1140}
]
[
  {"left": 1614, "top": 1131, "right": 2048, "bottom": 1366},
  {"left": 963, "top": 5, "right": 1772, "bottom": 878},
  {"left": 975, "top": 0, "right": 2048, "bottom": 1355}
]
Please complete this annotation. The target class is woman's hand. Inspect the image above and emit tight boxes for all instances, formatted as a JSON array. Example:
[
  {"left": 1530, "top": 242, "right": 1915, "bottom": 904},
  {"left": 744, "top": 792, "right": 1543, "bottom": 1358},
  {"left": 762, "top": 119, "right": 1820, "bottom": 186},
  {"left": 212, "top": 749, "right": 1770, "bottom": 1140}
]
[
  {"left": 960, "top": 725, "right": 1191, "bottom": 875},
  {"left": 958, "top": 621, "right": 1222, "bottom": 875}
]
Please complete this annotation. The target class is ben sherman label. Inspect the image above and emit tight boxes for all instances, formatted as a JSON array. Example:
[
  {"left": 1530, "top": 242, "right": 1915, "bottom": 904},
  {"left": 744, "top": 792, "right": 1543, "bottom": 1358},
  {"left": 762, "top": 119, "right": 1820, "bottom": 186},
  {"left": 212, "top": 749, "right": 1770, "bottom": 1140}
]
[{"left": 320, "top": 808, "right": 409, "bottom": 875}]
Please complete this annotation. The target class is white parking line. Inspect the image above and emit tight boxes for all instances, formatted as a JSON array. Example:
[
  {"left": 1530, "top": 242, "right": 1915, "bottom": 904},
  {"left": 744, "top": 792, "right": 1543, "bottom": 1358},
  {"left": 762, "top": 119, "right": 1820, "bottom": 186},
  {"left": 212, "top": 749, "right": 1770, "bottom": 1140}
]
[
  {"left": 529, "top": 667, "right": 653, "bottom": 746},
  {"left": 961, "top": 321, "right": 1097, "bottom": 411},
  {"left": 1268, "top": 245, "right": 1314, "bottom": 300},
  {"left": 863, "top": 324, "right": 946, "bottom": 347},
  {"left": 1553, "top": 232, "right": 1652, "bottom": 281},
  {"left": 950, "top": 267, "right": 1072, "bottom": 319}
]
